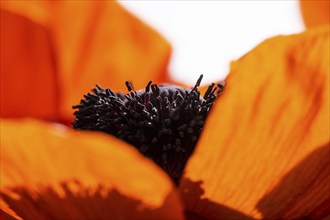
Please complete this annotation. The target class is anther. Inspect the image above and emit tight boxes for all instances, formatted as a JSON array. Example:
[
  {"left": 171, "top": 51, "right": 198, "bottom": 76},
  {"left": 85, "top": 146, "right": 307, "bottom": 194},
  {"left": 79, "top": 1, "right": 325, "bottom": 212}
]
[{"left": 72, "top": 74, "right": 223, "bottom": 184}]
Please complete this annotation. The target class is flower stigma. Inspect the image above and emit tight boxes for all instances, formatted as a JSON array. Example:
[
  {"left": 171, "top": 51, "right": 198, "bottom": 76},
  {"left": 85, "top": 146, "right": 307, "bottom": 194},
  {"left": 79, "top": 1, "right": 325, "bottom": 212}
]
[{"left": 72, "top": 75, "right": 223, "bottom": 184}]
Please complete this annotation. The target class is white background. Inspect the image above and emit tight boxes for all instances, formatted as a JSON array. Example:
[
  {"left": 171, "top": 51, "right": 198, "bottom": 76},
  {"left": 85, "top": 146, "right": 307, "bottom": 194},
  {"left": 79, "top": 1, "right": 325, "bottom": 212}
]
[{"left": 120, "top": 1, "right": 304, "bottom": 85}]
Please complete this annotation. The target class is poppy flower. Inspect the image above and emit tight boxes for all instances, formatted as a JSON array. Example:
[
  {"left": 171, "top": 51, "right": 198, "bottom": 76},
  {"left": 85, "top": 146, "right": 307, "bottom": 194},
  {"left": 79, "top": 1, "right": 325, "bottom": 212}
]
[{"left": 1, "top": 1, "right": 329, "bottom": 220}]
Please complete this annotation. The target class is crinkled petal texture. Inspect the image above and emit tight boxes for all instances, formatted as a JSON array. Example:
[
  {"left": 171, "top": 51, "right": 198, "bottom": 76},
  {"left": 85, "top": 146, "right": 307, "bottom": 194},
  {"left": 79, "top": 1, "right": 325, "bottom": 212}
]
[
  {"left": 0, "top": 119, "right": 184, "bottom": 220},
  {"left": 0, "top": 1, "right": 171, "bottom": 122},
  {"left": 180, "top": 26, "right": 330, "bottom": 219}
]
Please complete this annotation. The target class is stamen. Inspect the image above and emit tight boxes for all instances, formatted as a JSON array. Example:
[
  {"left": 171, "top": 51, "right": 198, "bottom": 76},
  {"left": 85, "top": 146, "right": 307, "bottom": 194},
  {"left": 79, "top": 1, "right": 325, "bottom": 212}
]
[
  {"left": 125, "top": 81, "right": 134, "bottom": 92},
  {"left": 72, "top": 75, "right": 223, "bottom": 184}
]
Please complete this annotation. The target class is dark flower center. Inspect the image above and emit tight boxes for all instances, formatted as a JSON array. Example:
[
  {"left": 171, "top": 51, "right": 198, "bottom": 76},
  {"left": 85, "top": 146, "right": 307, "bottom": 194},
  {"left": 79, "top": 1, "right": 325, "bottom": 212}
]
[{"left": 72, "top": 75, "right": 223, "bottom": 184}]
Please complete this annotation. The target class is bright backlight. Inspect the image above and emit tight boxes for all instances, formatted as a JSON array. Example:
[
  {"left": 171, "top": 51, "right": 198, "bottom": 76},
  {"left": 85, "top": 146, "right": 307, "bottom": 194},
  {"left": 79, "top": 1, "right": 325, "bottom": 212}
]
[{"left": 120, "top": 1, "right": 304, "bottom": 85}]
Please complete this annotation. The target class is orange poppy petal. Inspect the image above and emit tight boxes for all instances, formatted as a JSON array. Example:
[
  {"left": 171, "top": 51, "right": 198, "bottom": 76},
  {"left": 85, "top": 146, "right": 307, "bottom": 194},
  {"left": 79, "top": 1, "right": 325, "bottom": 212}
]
[
  {"left": 50, "top": 1, "right": 171, "bottom": 121},
  {"left": 0, "top": 119, "right": 184, "bottom": 219},
  {"left": 300, "top": 0, "right": 330, "bottom": 28},
  {"left": 0, "top": 200, "right": 23, "bottom": 220},
  {"left": 180, "top": 26, "right": 329, "bottom": 219},
  {"left": 0, "top": 3, "right": 58, "bottom": 120},
  {"left": 0, "top": 1, "right": 171, "bottom": 123}
]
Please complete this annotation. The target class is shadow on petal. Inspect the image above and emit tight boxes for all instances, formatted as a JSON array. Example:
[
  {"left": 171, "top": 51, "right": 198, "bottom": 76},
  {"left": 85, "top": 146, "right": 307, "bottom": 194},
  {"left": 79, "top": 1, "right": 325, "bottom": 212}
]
[
  {"left": 0, "top": 8, "right": 58, "bottom": 120},
  {"left": 257, "top": 142, "right": 330, "bottom": 219},
  {"left": 1, "top": 180, "right": 180, "bottom": 220},
  {"left": 180, "top": 178, "right": 254, "bottom": 220}
]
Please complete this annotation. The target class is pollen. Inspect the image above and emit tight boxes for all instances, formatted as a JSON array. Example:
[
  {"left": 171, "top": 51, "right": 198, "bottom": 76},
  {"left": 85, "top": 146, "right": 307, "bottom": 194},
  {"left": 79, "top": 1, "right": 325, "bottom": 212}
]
[{"left": 72, "top": 75, "right": 223, "bottom": 184}]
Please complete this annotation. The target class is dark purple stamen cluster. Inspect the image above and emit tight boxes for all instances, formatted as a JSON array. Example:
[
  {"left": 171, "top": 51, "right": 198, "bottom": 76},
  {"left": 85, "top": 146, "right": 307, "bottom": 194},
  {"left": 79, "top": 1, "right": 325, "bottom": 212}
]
[{"left": 72, "top": 75, "right": 223, "bottom": 184}]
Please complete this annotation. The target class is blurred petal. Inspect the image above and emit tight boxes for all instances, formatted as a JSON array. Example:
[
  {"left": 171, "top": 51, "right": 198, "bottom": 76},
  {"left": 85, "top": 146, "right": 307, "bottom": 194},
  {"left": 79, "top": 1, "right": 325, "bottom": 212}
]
[
  {"left": 0, "top": 3, "right": 58, "bottom": 120},
  {"left": 0, "top": 119, "right": 184, "bottom": 220},
  {"left": 300, "top": 0, "right": 330, "bottom": 28},
  {"left": 50, "top": 1, "right": 171, "bottom": 121},
  {"left": 181, "top": 26, "right": 329, "bottom": 219},
  {"left": 0, "top": 200, "right": 22, "bottom": 220},
  {"left": 0, "top": 1, "right": 171, "bottom": 122}
]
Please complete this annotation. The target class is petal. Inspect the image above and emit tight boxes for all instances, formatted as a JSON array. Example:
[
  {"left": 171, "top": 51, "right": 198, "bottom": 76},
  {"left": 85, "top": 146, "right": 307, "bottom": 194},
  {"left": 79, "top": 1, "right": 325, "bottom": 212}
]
[
  {"left": 180, "top": 26, "right": 329, "bottom": 219},
  {"left": 0, "top": 1, "right": 171, "bottom": 122},
  {"left": 0, "top": 4, "right": 58, "bottom": 120},
  {"left": 0, "top": 119, "right": 184, "bottom": 219},
  {"left": 300, "top": 0, "right": 330, "bottom": 28},
  {"left": 50, "top": 1, "right": 171, "bottom": 121},
  {"left": 0, "top": 200, "right": 22, "bottom": 220}
]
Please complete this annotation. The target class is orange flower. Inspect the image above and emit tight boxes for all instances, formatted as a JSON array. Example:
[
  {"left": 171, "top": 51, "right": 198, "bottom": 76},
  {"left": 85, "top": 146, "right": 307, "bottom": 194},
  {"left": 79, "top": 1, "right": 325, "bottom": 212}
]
[{"left": 1, "top": 1, "right": 329, "bottom": 219}]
